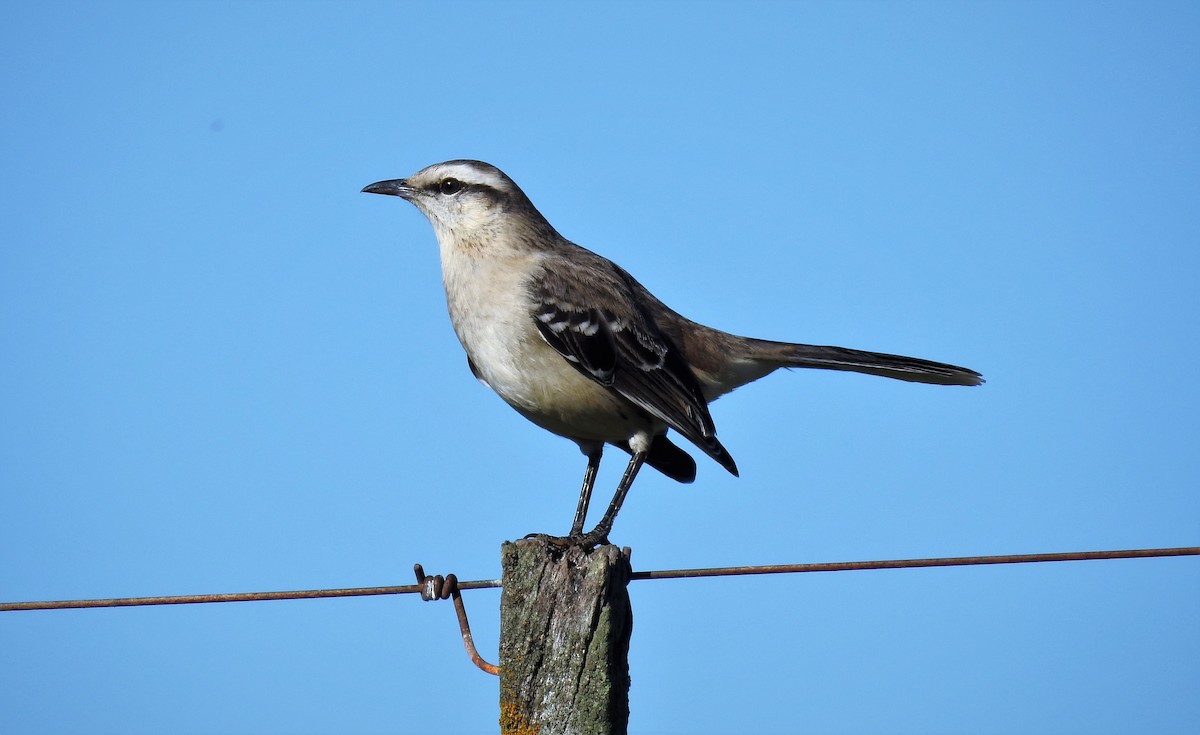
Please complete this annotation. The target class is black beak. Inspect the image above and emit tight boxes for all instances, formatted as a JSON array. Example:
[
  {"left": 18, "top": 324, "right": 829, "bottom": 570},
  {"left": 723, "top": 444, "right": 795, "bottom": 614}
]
[{"left": 362, "top": 179, "right": 413, "bottom": 198}]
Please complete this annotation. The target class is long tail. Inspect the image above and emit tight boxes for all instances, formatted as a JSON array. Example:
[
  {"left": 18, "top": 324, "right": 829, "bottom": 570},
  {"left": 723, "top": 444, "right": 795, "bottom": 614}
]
[{"left": 752, "top": 339, "right": 984, "bottom": 386}]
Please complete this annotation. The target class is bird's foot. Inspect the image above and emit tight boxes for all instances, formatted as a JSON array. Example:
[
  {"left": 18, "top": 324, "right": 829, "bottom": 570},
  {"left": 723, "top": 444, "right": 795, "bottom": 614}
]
[{"left": 522, "top": 528, "right": 611, "bottom": 550}]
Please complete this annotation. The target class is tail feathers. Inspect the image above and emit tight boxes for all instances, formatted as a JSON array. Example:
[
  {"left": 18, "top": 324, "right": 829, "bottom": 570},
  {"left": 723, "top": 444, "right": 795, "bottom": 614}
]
[{"left": 760, "top": 340, "right": 984, "bottom": 386}]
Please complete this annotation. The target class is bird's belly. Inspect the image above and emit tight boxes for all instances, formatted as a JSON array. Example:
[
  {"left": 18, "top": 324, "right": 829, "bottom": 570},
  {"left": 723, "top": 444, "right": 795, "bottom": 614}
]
[{"left": 454, "top": 318, "right": 649, "bottom": 445}]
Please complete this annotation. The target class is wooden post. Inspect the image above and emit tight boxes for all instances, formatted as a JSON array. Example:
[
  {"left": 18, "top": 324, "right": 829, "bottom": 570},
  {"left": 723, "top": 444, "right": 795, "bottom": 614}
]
[{"left": 498, "top": 539, "right": 632, "bottom": 735}]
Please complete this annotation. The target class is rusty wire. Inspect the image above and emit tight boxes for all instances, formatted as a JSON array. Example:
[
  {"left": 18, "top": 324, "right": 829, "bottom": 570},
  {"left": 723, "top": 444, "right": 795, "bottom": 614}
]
[
  {"left": 2, "top": 546, "right": 1195, "bottom": 612},
  {"left": 627, "top": 546, "right": 1200, "bottom": 581},
  {"left": 0, "top": 579, "right": 501, "bottom": 612}
]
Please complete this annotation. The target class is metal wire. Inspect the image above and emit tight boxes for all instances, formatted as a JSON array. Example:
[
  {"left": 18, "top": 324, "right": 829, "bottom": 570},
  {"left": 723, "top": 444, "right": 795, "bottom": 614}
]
[
  {"left": 627, "top": 546, "right": 1200, "bottom": 581},
  {"left": 2, "top": 546, "right": 1195, "bottom": 612},
  {"left": 0, "top": 580, "right": 502, "bottom": 612}
]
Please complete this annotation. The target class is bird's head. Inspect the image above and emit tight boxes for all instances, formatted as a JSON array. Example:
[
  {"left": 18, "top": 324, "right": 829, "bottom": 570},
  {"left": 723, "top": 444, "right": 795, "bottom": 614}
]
[{"left": 363, "top": 160, "right": 550, "bottom": 245}]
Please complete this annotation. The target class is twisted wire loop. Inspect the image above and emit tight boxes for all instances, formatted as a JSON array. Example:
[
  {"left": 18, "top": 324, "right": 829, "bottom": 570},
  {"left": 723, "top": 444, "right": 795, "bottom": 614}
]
[{"left": 413, "top": 564, "right": 500, "bottom": 676}]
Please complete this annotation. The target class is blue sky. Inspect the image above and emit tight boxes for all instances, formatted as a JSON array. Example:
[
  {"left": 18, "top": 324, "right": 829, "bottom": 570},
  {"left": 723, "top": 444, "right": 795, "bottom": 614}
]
[{"left": 2, "top": 2, "right": 1198, "bottom": 733}]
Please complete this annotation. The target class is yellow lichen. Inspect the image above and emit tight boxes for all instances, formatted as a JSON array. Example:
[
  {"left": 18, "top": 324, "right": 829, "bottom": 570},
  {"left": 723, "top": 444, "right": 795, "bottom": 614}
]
[{"left": 499, "top": 700, "right": 540, "bottom": 735}]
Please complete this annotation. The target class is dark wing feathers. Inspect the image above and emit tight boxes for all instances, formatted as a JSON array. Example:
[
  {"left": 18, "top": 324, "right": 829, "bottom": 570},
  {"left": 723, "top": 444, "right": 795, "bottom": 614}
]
[
  {"left": 533, "top": 303, "right": 616, "bottom": 384},
  {"left": 531, "top": 263, "right": 738, "bottom": 477}
]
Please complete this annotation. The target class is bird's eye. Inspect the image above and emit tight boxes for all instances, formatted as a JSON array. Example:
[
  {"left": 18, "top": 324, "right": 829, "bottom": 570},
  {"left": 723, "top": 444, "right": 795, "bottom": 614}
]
[{"left": 438, "top": 178, "right": 464, "bottom": 195}]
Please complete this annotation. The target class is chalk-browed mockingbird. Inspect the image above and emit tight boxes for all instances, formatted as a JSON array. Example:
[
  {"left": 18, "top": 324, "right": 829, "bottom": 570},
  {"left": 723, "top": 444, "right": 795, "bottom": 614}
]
[{"left": 363, "top": 160, "right": 982, "bottom": 546}]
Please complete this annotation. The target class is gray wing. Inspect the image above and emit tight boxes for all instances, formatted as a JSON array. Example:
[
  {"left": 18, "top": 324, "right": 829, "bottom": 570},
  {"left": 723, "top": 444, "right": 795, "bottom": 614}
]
[{"left": 530, "top": 259, "right": 738, "bottom": 476}]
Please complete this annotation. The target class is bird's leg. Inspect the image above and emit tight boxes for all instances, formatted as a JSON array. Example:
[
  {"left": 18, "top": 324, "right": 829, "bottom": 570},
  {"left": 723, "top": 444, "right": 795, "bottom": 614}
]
[
  {"left": 580, "top": 450, "right": 647, "bottom": 546},
  {"left": 569, "top": 446, "right": 603, "bottom": 536}
]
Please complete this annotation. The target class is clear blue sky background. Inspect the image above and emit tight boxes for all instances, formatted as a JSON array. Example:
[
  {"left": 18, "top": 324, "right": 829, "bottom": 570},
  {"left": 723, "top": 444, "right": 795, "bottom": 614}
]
[{"left": 3, "top": 2, "right": 1198, "bottom": 733}]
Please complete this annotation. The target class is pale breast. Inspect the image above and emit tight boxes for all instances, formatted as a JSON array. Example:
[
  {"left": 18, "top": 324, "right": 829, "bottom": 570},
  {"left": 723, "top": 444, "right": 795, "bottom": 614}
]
[{"left": 439, "top": 248, "right": 656, "bottom": 443}]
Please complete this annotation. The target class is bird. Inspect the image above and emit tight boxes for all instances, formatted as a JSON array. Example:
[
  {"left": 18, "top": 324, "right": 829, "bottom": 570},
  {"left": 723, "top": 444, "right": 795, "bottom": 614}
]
[{"left": 363, "top": 160, "right": 982, "bottom": 547}]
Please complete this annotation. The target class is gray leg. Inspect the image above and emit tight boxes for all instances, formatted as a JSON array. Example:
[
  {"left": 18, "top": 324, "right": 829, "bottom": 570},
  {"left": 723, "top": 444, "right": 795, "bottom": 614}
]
[
  {"left": 569, "top": 445, "right": 604, "bottom": 536},
  {"left": 583, "top": 450, "right": 647, "bottom": 545}
]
